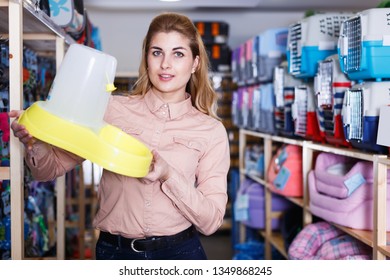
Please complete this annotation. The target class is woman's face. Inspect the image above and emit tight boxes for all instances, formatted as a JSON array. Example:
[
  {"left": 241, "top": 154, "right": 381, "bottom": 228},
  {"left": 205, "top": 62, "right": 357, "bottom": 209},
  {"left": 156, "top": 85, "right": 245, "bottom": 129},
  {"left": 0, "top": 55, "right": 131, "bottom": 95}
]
[{"left": 147, "top": 31, "right": 199, "bottom": 102}]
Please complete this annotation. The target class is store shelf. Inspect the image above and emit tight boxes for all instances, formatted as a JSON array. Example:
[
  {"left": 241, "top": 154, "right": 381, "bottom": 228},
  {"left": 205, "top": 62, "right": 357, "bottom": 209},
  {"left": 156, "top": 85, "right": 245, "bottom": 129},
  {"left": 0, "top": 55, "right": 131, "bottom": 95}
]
[
  {"left": 260, "top": 231, "right": 288, "bottom": 259},
  {"left": 2, "top": 0, "right": 76, "bottom": 260},
  {"left": 239, "top": 128, "right": 390, "bottom": 260},
  {"left": 0, "top": 0, "right": 75, "bottom": 52}
]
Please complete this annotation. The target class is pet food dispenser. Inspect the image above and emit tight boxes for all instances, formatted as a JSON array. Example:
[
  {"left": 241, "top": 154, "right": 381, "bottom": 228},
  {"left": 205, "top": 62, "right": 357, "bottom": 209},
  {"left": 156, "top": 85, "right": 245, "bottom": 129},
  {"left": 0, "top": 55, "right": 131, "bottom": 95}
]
[{"left": 18, "top": 44, "right": 152, "bottom": 177}]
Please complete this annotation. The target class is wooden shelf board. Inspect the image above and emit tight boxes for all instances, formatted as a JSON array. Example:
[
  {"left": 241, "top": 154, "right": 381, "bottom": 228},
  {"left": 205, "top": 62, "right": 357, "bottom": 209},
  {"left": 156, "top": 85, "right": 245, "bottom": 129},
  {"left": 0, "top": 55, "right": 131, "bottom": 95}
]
[
  {"left": 378, "top": 245, "right": 390, "bottom": 257},
  {"left": 260, "top": 231, "right": 288, "bottom": 259}
]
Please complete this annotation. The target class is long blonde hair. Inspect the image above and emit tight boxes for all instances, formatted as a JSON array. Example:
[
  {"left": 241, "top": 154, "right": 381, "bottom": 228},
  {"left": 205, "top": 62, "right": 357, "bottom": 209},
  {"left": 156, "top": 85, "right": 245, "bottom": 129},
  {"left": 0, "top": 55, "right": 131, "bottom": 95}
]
[{"left": 131, "top": 12, "right": 219, "bottom": 119}]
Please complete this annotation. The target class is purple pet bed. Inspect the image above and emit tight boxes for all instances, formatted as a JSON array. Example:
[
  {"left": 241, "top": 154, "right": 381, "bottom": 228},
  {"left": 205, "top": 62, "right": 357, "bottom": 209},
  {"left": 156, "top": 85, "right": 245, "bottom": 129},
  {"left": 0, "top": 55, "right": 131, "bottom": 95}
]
[
  {"left": 309, "top": 152, "right": 390, "bottom": 230},
  {"left": 237, "top": 178, "right": 293, "bottom": 230}
]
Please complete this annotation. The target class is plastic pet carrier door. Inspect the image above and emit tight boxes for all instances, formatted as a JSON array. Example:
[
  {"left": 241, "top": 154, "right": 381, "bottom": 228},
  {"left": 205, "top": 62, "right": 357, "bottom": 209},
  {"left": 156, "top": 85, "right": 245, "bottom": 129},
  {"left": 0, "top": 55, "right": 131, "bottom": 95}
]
[
  {"left": 274, "top": 61, "right": 302, "bottom": 137},
  {"left": 291, "top": 83, "right": 323, "bottom": 142},
  {"left": 314, "top": 54, "right": 352, "bottom": 147},
  {"left": 258, "top": 28, "right": 288, "bottom": 82},
  {"left": 342, "top": 82, "right": 390, "bottom": 153},
  {"left": 287, "top": 13, "right": 354, "bottom": 78},
  {"left": 338, "top": 8, "right": 390, "bottom": 81}
]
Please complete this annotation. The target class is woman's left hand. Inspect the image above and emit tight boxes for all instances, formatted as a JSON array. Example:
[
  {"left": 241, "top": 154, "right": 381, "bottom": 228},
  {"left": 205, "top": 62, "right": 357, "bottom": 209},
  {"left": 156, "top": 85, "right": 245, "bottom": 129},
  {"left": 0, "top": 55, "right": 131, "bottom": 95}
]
[{"left": 142, "top": 150, "right": 172, "bottom": 183}]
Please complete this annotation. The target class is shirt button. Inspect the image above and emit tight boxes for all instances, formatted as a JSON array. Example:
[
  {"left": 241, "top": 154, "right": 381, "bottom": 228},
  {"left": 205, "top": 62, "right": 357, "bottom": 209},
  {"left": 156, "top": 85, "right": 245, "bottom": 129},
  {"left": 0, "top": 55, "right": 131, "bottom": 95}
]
[
  {"left": 145, "top": 201, "right": 151, "bottom": 207},
  {"left": 144, "top": 228, "right": 150, "bottom": 233},
  {"left": 156, "top": 130, "right": 160, "bottom": 134}
]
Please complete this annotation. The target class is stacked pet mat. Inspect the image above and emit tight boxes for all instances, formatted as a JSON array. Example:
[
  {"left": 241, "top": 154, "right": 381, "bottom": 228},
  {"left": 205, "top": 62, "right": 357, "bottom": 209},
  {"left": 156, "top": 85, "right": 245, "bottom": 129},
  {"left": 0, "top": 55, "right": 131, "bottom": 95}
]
[
  {"left": 234, "top": 178, "right": 293, "bottom": 230},
  {"left": 288, "top": 221, "right": 372, "bottom": 260},
  {"left": 309, "top": 152, "right": 390, "bottom": 230},
  {"left": 267, "top": 144, "right": 303, "bottom": 197}
]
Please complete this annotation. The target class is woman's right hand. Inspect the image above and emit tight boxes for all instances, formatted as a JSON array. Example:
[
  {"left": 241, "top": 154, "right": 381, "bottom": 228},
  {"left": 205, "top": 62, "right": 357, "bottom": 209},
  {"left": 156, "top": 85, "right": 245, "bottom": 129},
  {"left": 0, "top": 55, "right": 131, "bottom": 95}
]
[{"left": 8, "top": 110, "right": 36, "bottom": 150}]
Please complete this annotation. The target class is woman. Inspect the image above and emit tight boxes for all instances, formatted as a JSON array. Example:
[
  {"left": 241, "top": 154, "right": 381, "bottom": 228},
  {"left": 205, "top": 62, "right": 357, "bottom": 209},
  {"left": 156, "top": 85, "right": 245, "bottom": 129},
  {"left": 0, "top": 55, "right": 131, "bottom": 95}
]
[{"left": 9, "top": 12, "right": 230, "bottom": 260}]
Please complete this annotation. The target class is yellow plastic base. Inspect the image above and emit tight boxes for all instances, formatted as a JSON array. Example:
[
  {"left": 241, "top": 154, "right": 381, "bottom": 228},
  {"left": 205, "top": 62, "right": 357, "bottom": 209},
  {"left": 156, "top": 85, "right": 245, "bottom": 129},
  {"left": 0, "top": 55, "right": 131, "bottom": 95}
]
[{"left": 18, "top": 102, "right": 152, "bottom": 177}]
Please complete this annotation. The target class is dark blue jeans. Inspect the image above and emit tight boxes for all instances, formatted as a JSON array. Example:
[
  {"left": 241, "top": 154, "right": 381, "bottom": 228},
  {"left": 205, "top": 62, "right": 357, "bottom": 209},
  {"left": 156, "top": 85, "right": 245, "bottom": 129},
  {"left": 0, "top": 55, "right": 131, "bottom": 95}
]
[{"left": 95, "top": 231, "right": 208, "bottom": 260}]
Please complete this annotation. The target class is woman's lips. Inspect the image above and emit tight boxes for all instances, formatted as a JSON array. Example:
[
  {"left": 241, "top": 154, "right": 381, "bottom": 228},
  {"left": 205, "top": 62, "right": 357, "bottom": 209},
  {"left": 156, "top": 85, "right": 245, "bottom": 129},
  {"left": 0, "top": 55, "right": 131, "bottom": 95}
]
[{"left": 159, "top": 74, "right": 174, "bottom": 81}]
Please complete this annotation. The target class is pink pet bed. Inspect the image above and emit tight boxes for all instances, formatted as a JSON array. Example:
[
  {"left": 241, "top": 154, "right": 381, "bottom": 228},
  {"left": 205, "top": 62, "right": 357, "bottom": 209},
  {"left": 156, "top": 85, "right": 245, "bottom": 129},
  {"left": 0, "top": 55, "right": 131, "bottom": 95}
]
[
  {"left": 309, "top": 152, "right": 390, "bottom": 230},
  {"left": 288, "top": 221, "right": 372, "bottom": 260}
]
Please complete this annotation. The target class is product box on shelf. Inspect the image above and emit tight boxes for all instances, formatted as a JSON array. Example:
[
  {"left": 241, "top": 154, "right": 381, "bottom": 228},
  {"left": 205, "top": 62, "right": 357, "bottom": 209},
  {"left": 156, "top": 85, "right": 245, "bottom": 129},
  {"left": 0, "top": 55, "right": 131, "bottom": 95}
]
[
  {"left": 205, "top": 44, "right": 231, "bottom": 73},
  {"left": 194, "top": 21, "right": 229, "bottom": 45}
]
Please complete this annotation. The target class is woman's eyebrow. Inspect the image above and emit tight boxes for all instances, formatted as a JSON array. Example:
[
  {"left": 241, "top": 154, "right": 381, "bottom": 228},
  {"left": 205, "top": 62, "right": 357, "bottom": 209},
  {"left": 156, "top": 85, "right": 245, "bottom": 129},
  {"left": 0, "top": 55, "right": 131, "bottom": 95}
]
[
  {"left": 150, "top": 46, "right": 188, "bottom": 51},
  {"left": 172, "top": 46, "right": 187, "bottom": 51}
]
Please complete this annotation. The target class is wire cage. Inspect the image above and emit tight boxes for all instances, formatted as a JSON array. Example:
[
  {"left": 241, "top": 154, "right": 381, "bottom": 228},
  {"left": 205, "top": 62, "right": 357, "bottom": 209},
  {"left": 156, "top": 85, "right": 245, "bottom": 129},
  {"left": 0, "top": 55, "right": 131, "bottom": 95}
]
[
  {"left": 273, "top": 61, "right": 302, "bottom": 137},
  {"left": 342, "top": 81, "right": 390, "bottom": 153},
  {"left": 291, "top": 82, "right": 324, "bottom": 142},
  {"left": 314, "top": 54, "right": 353, "bottom": 147},
  {"left": 338, "top": 8, "right": 390, "bottom": 81},
  {"left": 287, "top": 13, "right": 354, "bottom": 78}
]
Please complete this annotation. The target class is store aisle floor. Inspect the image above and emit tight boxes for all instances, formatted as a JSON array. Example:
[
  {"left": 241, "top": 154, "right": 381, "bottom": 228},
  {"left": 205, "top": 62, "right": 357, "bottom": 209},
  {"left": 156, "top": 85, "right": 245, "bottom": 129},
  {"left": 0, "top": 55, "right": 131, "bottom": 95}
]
[{"left": 200, "top": 230, "right": 233, "bottom": 260}]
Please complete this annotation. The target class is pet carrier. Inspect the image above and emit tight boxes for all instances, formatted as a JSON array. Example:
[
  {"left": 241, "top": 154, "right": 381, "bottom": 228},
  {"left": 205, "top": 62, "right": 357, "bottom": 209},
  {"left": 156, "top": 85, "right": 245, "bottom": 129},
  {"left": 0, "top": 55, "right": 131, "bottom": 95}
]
[
  {"left": 338, "top": 8, "right": 390, "bottom": 81},
  {"left": 257, "top": 27, "right": 288, "bottom": 82},
  {"left": 244, "top": 38, "right": 256, "bottom": 84},
  {"left": 257, "top": 83, "right": 276, "bottom": 134},
  {"left": 287, "top": 13, "right": 353, "bottom": 78},
  {"left": 274, "top": 61, "right": 302, "bottom": 137},
  {"left": 342, "top": 81, "right": 389, "bottom": 153},
  {"left": 231, "top": 47, "right": 240, "bottom": 84},
  {"left": 314, "top": 54, "right": 352, "bottom": 147},
  {"left": 241, "top": 86, "right": 255, "bottom": 129},
  {"left": 291, "top": 82, "right": 323, "bottom": 142},
  {"left": 251, "top": 85, "right": 261, "bottom": 131},
  {"left": 232, "top": 88, "right": 243, "bottom": 127},
  {"left": 238, "top": 43, "right": 246, "bottom": 86}
]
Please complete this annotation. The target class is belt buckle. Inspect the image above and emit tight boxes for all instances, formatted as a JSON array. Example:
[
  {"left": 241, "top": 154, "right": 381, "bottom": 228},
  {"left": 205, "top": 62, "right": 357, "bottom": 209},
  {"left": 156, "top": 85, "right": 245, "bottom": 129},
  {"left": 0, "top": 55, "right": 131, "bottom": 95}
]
[{"left": 130, "top": 238, "right": 145, "bottom": 253}]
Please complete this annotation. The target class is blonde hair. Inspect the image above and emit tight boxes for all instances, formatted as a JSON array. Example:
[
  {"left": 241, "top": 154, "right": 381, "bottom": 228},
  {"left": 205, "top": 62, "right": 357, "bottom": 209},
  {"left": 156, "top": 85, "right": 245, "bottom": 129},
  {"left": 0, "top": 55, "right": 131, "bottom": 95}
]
[{"left": 131, "top": 12, "right": 219, "bottom": 119}]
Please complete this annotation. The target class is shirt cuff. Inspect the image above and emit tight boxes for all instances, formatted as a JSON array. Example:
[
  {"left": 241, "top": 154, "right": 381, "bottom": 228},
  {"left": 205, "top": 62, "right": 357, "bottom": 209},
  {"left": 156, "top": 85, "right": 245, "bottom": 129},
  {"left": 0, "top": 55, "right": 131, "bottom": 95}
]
[{"left": 161, "top": 173, "right": 185, "bottom": 200}]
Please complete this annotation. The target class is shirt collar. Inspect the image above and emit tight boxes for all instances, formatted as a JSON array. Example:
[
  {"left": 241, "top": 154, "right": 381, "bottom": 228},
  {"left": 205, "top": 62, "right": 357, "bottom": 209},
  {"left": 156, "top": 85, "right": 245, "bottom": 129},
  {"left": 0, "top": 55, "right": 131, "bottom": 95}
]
[{"left": 144, "top": 90, "right": 193, "bottom": 120}]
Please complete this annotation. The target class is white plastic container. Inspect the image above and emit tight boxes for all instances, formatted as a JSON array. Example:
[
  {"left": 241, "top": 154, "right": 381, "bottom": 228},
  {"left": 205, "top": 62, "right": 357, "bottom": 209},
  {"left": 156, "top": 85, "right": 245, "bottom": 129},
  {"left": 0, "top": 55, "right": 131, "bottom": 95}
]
[{"left": 42, "top": 43, "right": 117, "bottom": 130}]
